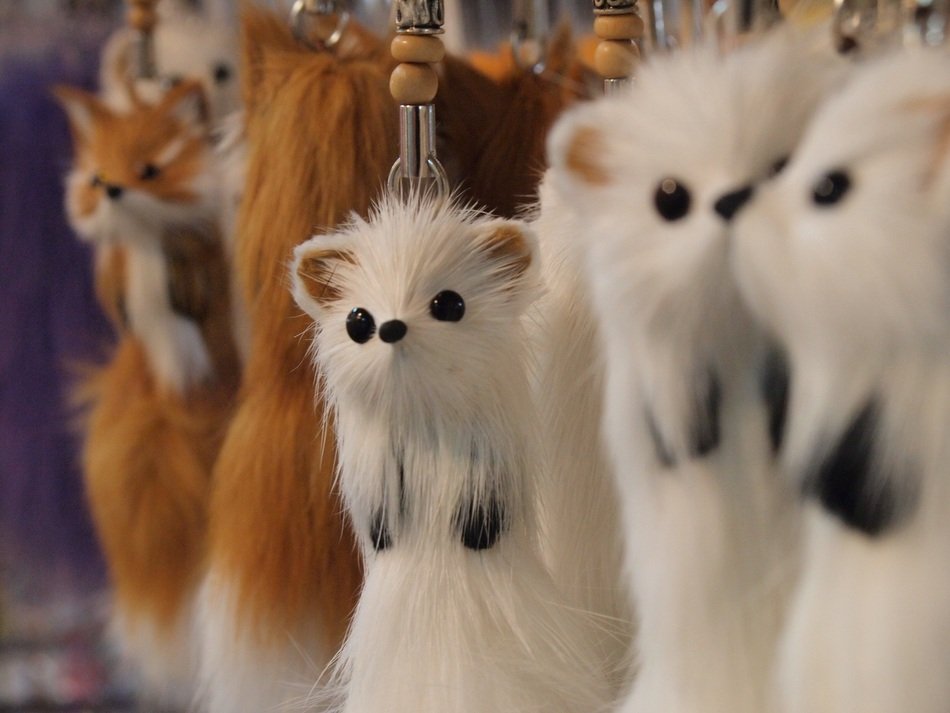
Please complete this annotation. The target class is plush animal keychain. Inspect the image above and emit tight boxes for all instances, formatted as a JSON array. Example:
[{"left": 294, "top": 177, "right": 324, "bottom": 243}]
[
  {"left": 730, "top": 47, "right": 950, "bottom": 713},
  {"left": 547, "top": 24, "right": 845, "bottom": 713},
  {"left": 527, "top": 1, "right": 645, "bottom": 695},
  {"left": 55, "top": 0, "right": 239, "bottom": 699},
  {"left": 197, "top": 6, "right": 394, "bottom": 712},
  {"left": 100, "top": 0, "right": 239, "bottom": 122},
  {"left": 290, "top": 3, "right": 612, "bottom": 711}
]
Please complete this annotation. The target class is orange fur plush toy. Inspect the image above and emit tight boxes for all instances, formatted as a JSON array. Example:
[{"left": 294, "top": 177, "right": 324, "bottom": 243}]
[
  {"left": 55, "top": 80, "right": 239, "bottom": 708},
  {"left": 197, "top": 9, "right": 397, "bottom": 713}
]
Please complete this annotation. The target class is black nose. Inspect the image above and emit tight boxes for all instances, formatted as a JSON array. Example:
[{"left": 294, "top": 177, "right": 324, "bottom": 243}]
[
  {"left": 105, "top": 184, "right": 124, "bottom": 200},
  {"left": 713, "top": 185, "right": 754, "bottom": 222},
  {"left": 378, "top": 320, "right": 407, "bottom": 344}
]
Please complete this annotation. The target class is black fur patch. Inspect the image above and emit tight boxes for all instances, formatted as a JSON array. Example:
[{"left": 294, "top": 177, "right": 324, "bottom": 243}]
[
  {"left": 369, "top": 510, "right": 393, "bottom": 552},
  {"left": 645, "top": 407, "right": 676, "bottom": 468},
  {"left": 805, "top": 400, "right": 900, "bottom": 537},
  {"left": 455, "top": 495, "right": 506, "bottom": 551},
  {"left": 761, "top": 348, "right": 790, "bottom": 454},
  {"left": 689, "top": 370, "right": 721, "bottom": 458}
]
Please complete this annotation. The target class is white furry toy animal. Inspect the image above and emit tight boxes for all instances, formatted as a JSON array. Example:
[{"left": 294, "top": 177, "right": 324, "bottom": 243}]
[
  {"left": 546, "top": 26, "right": 845, "bottom": 713},
  {"left": 100, "top": 3, "right": 240, "bottom": 122},
  {"left": 292, "top": 195, "right": 612, "bottom": 713},
  {"left": 529, "top": 175, "right": 635, "bottom": 695},
  {"left": 730, "top": 48, "right": 950, "bottom": 713}
]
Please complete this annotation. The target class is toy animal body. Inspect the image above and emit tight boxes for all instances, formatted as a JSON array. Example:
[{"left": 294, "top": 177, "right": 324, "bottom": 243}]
[
  {"left": 529, "top": 176, "right": 635, "bottom": 694},
  {"left": 292, "top": 195, "right": 612, "bottom": 713},
  {"left": 56, "top": 80, "right": 238, "bottom": 707},
  {"left": 197, "top": 10, "right": 393, "bottom": 712},
  {"left": 731, "top": 49, "right": 950, "bottom": 713},
  {"left": 547, "top": 28, "right": 844, "bottom": 713}
]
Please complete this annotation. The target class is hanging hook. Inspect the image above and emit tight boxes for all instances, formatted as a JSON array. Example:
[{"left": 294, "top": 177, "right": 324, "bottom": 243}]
[
  {"left": 387, "top": 0, "right": 450, "bottom": 198},
  {"left": 512, "top": 0, "right": 551, "bottom": 73},
  {"left": 126, "top": 0, "right": 159, "bottom": 79},
  {"left": 593, "top": 0, "right": 643, "bottom": 93},
  {"left": 291, "top": 0, "right": 351, "bottom": 50}
]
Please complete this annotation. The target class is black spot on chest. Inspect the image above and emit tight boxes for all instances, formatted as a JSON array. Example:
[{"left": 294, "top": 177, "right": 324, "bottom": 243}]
[
  {"left": 646, "top": 369, "right": 722, "bottom": 468},
  {"left": 369, "top": 509, "right": 393, "bottom": 552},
  {"left": 805, "top": 400, "right": 903, "bottom": 537},
  {"left": 761, "top": 348, "right": 790, "bottom": 454},
  {"left": 455, "top": 495, "right": 507, "bottom": 551},
  {"left": 690, "top": 371, "right": 722, "bottom": 458}
]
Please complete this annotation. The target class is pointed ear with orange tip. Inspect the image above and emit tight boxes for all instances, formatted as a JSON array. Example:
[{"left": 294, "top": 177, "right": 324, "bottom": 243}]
[
  {"left": 547, "top": 101, "right": 613, "bottom": 197},
  {"left": 477, "top": 219, "right": 541, "bottom": 301},
  {"left": 51, "top": 85, "right": 112, "bottom": 148},
  {"left": 157, "top": 79, "right": 210, "bottom": 131},
  {"left": 291, "top": 234, "right": 357, "bottom": 322}
]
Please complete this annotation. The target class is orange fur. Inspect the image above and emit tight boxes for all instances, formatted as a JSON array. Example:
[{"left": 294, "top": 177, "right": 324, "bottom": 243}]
[
  {"left": 207, "top": 7, "right": 396, "bottom": 649},
  {"left": 74, "top": 224, "right": 238, "bottom": 622},
  {"left": 58, "top": 78, "right": 240, "bottom": 694}
]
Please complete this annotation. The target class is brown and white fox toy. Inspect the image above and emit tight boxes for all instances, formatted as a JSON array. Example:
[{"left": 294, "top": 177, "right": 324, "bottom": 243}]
[{"left": 55, "top": 79, "right": 239, "bottom": 709}]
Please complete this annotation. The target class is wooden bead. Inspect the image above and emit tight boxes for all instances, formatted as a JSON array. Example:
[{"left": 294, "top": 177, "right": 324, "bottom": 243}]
[
  {"left": 594, "top": 39, "right": 640, "bottom": 79},
  {"left": 594, "top": 13, "right": 645, "bottom": 40},
  {"left": 391, "top": 35, "right": 445, "bottom": 63},
  {"left": 390, "top": 63, "right": 439, "bottom": 104}
]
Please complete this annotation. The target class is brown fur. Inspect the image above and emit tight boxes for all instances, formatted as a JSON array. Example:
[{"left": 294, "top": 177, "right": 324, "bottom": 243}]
[
  {"left": 462, "top": 24, "right": 594, "bottom": 217},
  {"left": 207, "top": 6, "right": 396, "bottom": 649},
  {"left": 483, "top": 223, "right": 533, "bottom": 279}
]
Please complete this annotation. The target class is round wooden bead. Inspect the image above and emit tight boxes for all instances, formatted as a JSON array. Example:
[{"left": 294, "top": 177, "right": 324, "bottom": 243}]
[
  {"left": 391, "top": 35, "right": 445, "bottom": 63},
  {"left": 594, "top": 14, "right": 645, "bottom": 40},
  {"left": 390, "top": 63, "right": 439, "bottom": 104},
  {"left": 594, "top": 39, "right": 640, "bottom": 78}
]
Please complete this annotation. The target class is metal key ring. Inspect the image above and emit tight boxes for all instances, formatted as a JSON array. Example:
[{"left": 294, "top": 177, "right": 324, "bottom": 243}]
[
  {"left": 291, "top": 0, "right": 351, "bottom": 51},
  {"left": 387, "top": 156, "right": 450, "bottom": 198}
]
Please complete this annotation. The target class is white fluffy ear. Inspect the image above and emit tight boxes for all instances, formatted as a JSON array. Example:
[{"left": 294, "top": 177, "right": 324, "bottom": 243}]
[
  {"left": 292, "top": 235, "right": 356, "bottom": 320},
  {"left": 158, "top": 79, "right": 209, "bottom": 129},
  {"left": 477, "top": 219, "right": 540, "bottom": 291},
  {"left": 52, "top": 85, "right": 110, "bottom": 147}
]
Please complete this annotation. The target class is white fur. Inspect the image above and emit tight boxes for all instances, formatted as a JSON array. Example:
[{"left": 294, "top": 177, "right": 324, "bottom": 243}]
[
  {"left": 546, "top": 27, "right": 846, "bottom": 713},
  {"left": 100, "top": 5, "right": 239, "bottom": 122},
  {"left": 110, "top": 592, "right": 202, "bottom": 712},
  {"left": 196, "top": 573, "right": 333, "bottom": 713},
  {"left": 731, "top": 48, "right": 950, "bottom": 713},
  {"left": 528, "top": 176, "right": 636, "bottom": 695},
  {"left": 292, "top": 195, "right": 613, "bottom": 713},
  {"left": 124, "top": 239, "right": 213, "bottom": 394}
]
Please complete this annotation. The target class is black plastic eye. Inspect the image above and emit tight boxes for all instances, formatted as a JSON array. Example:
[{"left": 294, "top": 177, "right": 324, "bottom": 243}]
[
  {"left": 139, "top": 163, "right": 161, "bottom": 181},
  {"left": 346, "top": 307, "right": 376, "bottom": 343},
  {"left": 213, "top": 63, "right": 232, "bottom": 84},
  {"left": 430, "top": 290, "right": 465, "bottom": 322},
  {"left": 812, "top": 170, "right": 851, "bottom": 207},
  {"left": 836, "top": 35, "right": 859, "bottom": 55},
  {"left": 769, "top": 156, "right": 789, "bottom": 178},
  {"left": 653, "top": 178, "right": 692, "bottom": 222}
]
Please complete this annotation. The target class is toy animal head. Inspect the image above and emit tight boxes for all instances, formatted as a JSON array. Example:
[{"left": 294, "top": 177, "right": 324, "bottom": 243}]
[
  {"left": 292, "top": 195, "right": 540, "bottom": 422},
  {"left": 547, "top": 27, "right": 845, "bottom": 358},
  {"left": 54, "top": 80, "right": 216, "bottom": 245},
  {"left": 99, "top": 7, "right": 239, "bottom": 123},
  {"left": 732, "top": 49, "right": 950, "bottom": 358}
]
